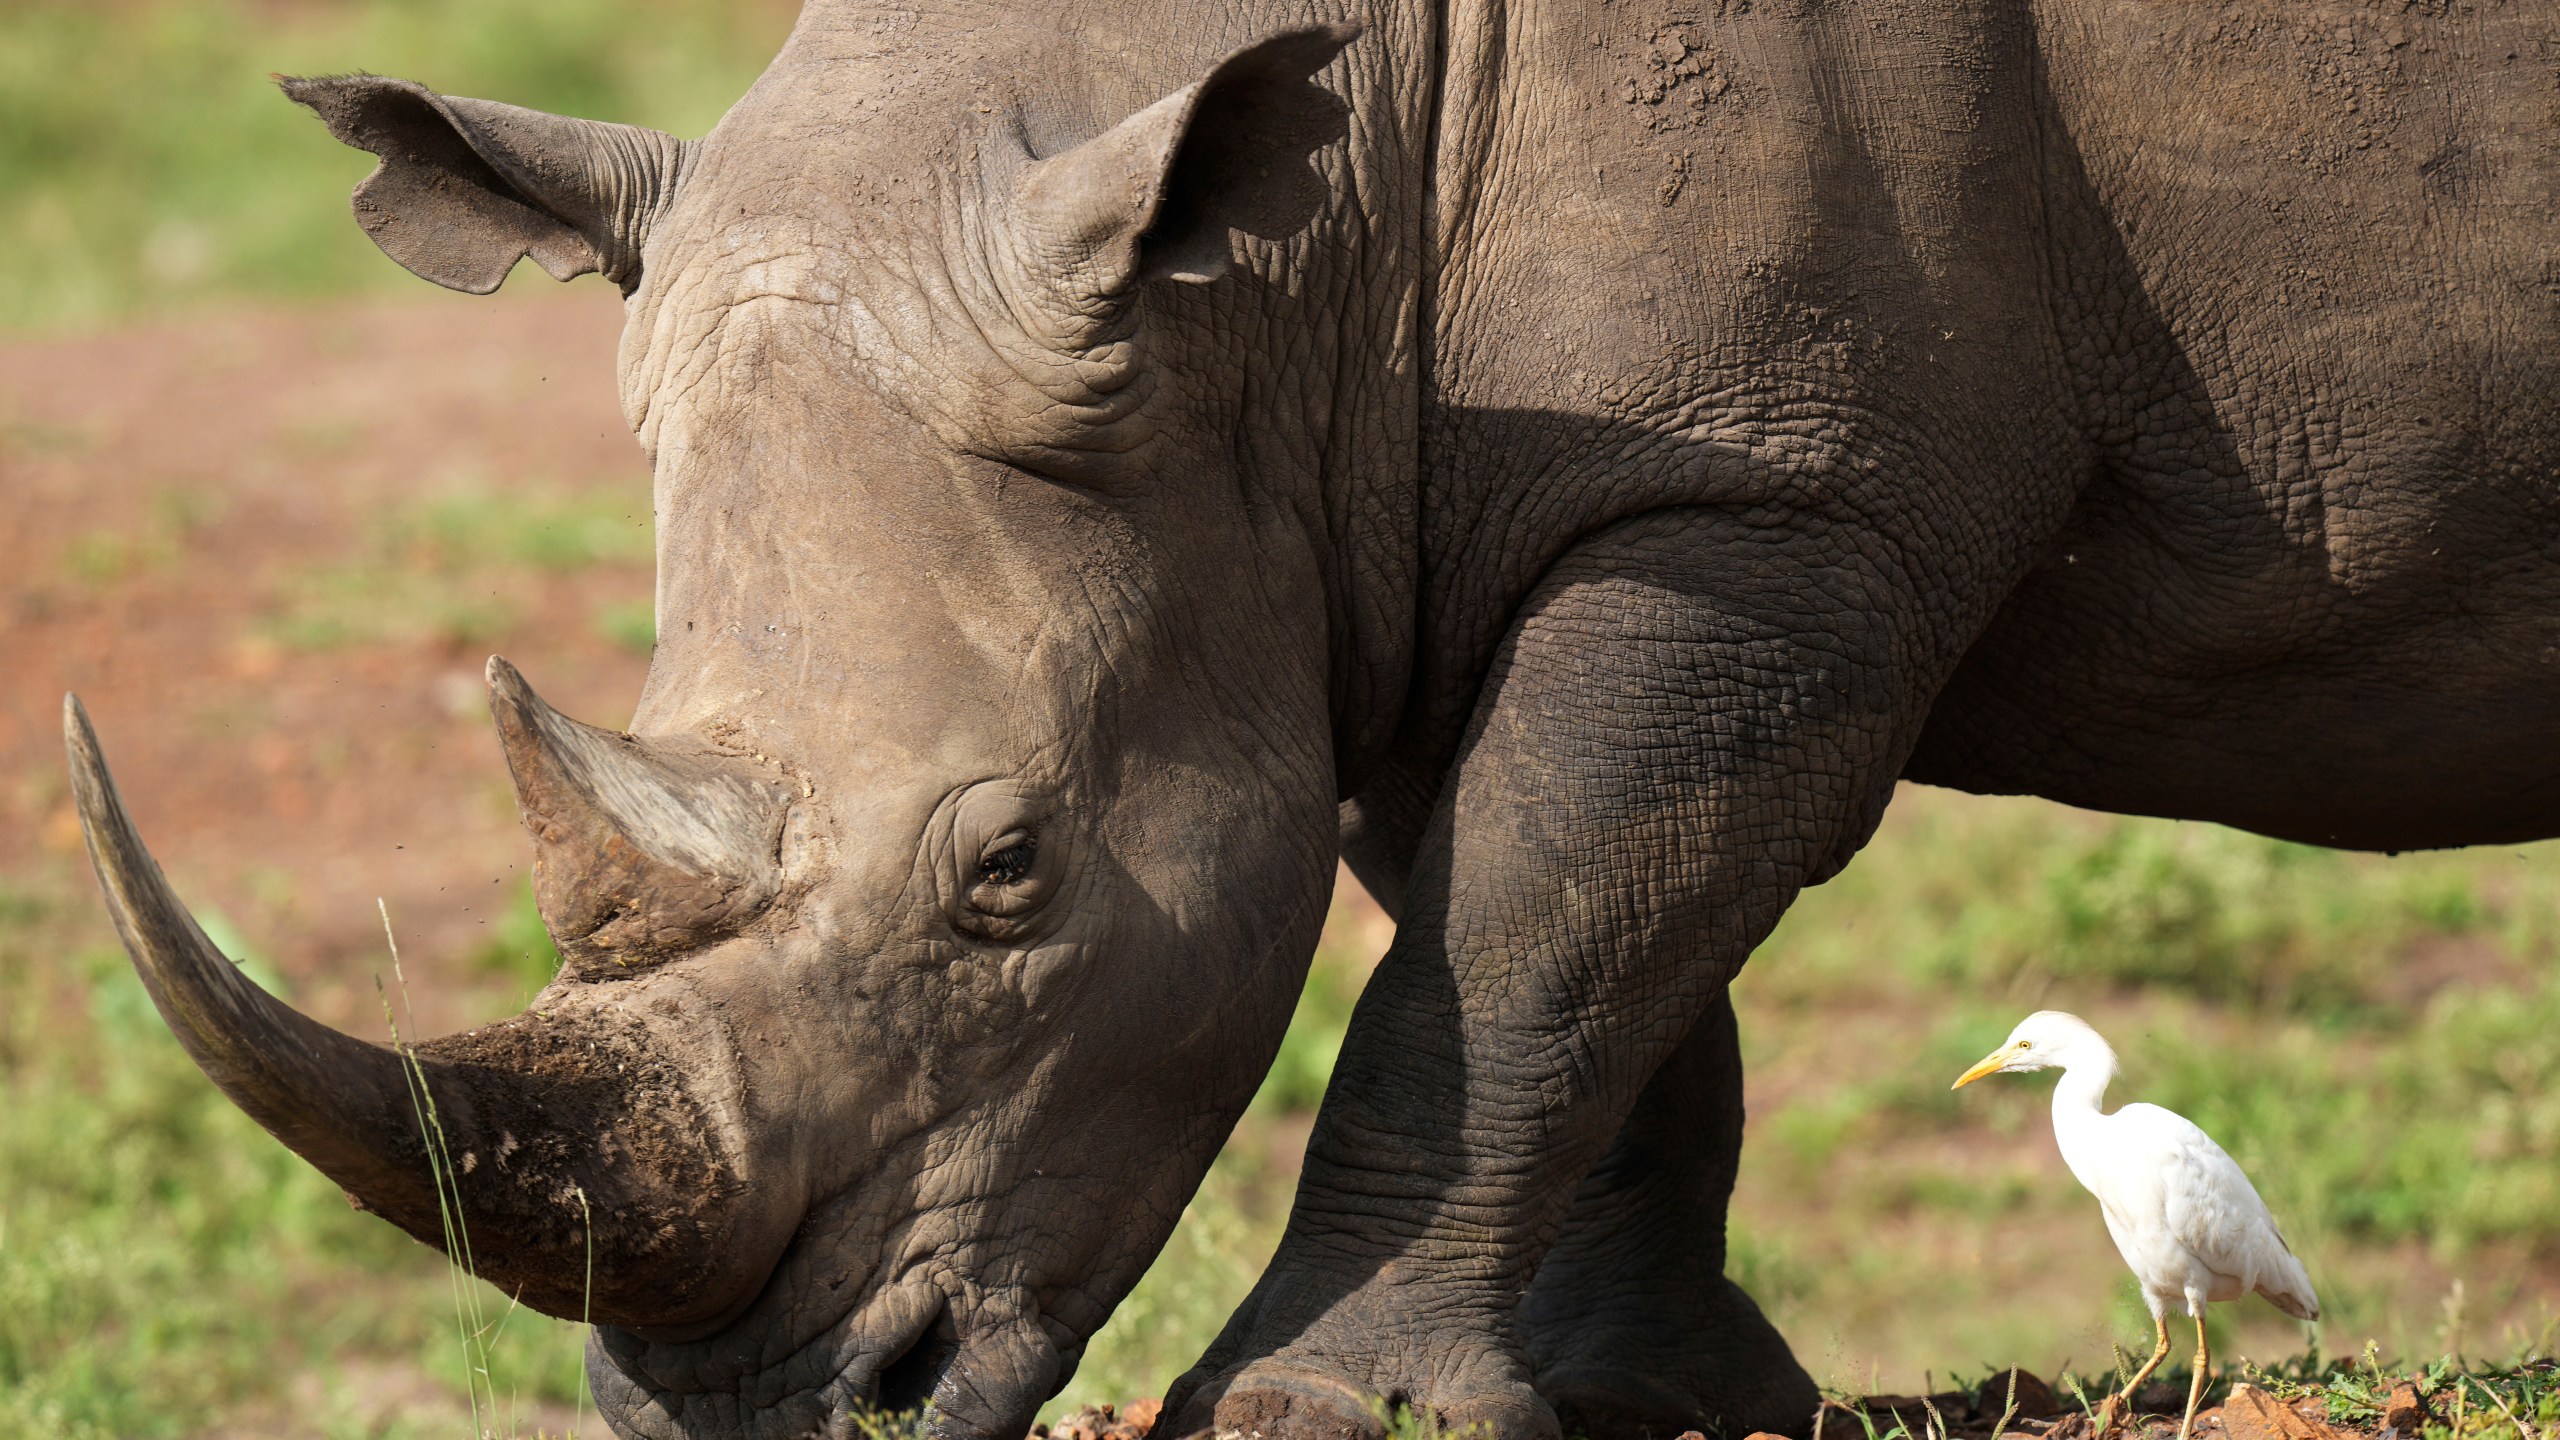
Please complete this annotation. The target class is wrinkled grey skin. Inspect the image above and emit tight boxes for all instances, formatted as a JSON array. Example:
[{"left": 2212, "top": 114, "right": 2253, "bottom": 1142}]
[{"left": 66, "top": 3, "right": 2556, "bottom": 1440}]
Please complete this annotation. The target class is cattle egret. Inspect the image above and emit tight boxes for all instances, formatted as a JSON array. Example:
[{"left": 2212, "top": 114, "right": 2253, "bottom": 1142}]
[{"left": 1952, "top": 1011, "right": 2319, "bottom": 1440}]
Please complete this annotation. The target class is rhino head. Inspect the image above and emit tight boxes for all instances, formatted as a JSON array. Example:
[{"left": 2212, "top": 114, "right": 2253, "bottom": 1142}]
[{"left": 68, "top": 13, "right": 1390, "bottom": 1438}]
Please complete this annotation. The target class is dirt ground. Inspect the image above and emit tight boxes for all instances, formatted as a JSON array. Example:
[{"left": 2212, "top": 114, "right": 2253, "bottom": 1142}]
[{"left": 1036, "top": 1370, "right": 2489, "bottom": 1440}]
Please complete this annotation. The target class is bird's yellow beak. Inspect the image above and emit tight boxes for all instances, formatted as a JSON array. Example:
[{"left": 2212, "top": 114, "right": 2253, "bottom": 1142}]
[{"left": 1951, "top": 1051, "right": 2009, "bottom": 1090}]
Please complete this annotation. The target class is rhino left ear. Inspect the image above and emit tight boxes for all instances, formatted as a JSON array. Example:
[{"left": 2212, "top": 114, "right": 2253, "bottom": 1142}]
[
  {"left": 281, "top": 74, "right": 692, "bottom": 295},
  {"left": 1014, "top": 23, "right": 1360, "bottom": 304}
]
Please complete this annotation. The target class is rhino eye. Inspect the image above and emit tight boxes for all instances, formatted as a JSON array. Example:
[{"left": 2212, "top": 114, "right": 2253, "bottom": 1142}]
[
  {"left": 938, "top": 786, "right": 1064, "bottom": 941},
  {"left": 962, "top": 827, "right": 1057, "bottom": 931},
  {"left": 978, "top": 833, "right": 1037, "bottom": 887}
]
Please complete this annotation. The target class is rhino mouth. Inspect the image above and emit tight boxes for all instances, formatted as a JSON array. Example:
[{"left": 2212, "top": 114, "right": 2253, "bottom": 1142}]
[
  {"left": 587, "top": 1242, "right": 1067, "bottom": 1440},
  {"left": 585, "top": 1275, "right": 942, "bottom": 1439}
]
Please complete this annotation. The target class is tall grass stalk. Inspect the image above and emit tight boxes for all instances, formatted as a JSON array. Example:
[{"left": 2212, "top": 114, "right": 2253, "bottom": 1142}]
[
  {"left": 379, "top": 898, "right": 504, "bottom": 1437},
  {"left": 574, "top": 1184, "right": 594, "bottom": 1440},
  {"left": 1986, "top": 1366, "right": 2021, "bottom": 1438}
]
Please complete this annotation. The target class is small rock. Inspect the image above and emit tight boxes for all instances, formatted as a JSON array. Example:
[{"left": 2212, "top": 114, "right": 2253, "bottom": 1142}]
[
  {"left": 1047, "top": 1409, "right": 1100, "bottom": 1440},
  {"left": 2383, "top": 1382, "right": 2436, "bottom": 1435},
  {"left": 1976, "top": 1369, "right": 2062, "bottom": 1422},
  {"left": 2219, "top": 1385, "right": 2337, "bottom": 1440},
  {"left": 1121, "top": 1398, "right": 1164, "bottom": 1437}
]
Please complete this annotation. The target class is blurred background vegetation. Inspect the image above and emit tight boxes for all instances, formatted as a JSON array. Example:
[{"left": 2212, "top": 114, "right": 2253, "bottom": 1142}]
[
  {"left": 2, "top": 2, "right": 2556, "bottom": 1438},
  {"left": 0, "top": 0, "right": 792, "bottom": 332}
]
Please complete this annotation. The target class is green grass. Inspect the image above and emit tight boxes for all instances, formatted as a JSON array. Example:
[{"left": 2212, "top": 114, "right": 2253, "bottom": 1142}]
[
  {"left": 2255, "top": 1351, "right": 2560, "bottom": 1436},
  {"left": 0, "top": 886, "right": 585, "bottom": 1439},
  {"left": 0, "top": 0, "right": 794, "bottom": 333},
  {"left": 472, "top": 879, "right": 566, "bottom": 1006},
  {"left": 53, "top": 490, "right": 219, "bottom": 593},
  {"left": 1054, "top": 792, "right": 2560, "bottom": 1414},
  {"left": 595, "top": 599, "right": 658, "bottom": 658},
  {"left": 1729, "top": 793, "right": 2560, "bottom": 1393}
]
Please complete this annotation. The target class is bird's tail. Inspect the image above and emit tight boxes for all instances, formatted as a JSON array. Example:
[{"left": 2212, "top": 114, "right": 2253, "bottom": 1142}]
[{"left": 2260, "top": 1242, "right": 2320, "bottom": 1321}]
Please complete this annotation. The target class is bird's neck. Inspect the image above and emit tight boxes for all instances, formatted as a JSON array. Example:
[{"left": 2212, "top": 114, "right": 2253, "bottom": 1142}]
[
  {"left": 2050, "top": 1042, "right": 2119, "bottom": 1120},
  {"left": 2047, "top": 1042, "right": 2124, "bottom": 1202}
]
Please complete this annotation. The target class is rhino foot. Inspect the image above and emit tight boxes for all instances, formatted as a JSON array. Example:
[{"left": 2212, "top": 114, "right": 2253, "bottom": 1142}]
[
  {"left": 1526, "top": 1275, "right": 1819, "bottom": 1440},
  {"left": 1519, "top": 994, "right": 1820, "bottom": 1440},
  {"left": 1161, "top": 1346, "right": 1558, "bottom": 1440}
]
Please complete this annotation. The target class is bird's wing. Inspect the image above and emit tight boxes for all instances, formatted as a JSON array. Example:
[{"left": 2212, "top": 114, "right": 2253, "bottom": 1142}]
[{"left": 2118, "top": 1103, "right": 2319, "bottom": 1318}]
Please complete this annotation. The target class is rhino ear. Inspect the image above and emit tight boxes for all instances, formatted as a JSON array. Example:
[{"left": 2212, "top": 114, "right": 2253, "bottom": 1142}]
[
  {"left": 280, "top": 74, "right": 692, "bottom": 295},
  {"left": 1014, "top": 23, "right": 1359, "bottom": 304}
]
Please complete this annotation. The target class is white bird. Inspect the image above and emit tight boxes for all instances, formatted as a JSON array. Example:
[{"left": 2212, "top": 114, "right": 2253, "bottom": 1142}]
[{"left": 1952, "top": 1011, "right": 2319, "bottom": 1440}]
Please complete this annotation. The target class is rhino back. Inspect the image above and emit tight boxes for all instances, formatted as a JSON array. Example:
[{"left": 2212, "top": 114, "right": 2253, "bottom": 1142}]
[{"left": 1909, "top": 0, "right": 2560, "bottom": 848}]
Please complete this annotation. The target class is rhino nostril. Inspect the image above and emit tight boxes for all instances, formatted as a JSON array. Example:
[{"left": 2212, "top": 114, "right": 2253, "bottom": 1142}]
[{"left": 874, "top": 1296, "right": 960, "bottom": 1417}]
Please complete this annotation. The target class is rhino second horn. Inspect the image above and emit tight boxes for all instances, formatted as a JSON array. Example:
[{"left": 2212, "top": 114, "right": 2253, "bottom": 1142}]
[
  {"left": 61, "top": 695, "right": 768, "bottom": 1328},
  {"left": 486, "top": 656, "right": 788, "bottom": 974}
]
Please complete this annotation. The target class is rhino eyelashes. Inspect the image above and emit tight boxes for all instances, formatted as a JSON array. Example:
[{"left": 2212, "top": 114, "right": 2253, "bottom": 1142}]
[
  {"left": 486, "top": 655, "right": 792, "bottom": 975},
  {"left": 978, "top": 832, "right": 1039, "bottom": 886},
  {"left": 931, "top": 783, "right": 1071, "bottom": 940}
]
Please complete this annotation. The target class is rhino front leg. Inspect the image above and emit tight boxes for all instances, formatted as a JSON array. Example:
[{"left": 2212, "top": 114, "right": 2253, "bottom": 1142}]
[
  {"left": 1162, "top": 509, "right": 1928, "bottom": 1440},
  {"left": 1523, "top": 988, "right": 1819, "bottom": 1440}
]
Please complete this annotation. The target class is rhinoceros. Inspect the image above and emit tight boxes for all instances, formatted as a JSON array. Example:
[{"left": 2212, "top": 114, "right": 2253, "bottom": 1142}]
[{"left": 64, "top": 1, "right": 2557, "bottom": 1437}]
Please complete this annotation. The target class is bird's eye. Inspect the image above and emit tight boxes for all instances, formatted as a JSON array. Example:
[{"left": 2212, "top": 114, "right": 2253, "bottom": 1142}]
[{"left": 2016, "top": 1040, "right": 2033, "bottom": 1050}]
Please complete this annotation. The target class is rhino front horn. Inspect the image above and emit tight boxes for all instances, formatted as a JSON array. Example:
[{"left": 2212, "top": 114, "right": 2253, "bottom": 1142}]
[
  {"left": 64, "top": 694, "right": 783, "bottom": 1329},
  {"left": 487, "top": 656, "right": 789, "bottom": 975}
]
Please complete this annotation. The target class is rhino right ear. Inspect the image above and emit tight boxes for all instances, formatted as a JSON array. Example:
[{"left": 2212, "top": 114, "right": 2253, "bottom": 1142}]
[
  {"left": 280, "top": 74, "right": 692, "bottom": 295},
  {"left": 1011, "top": 24, "right": 1360, "bottom": 316}
]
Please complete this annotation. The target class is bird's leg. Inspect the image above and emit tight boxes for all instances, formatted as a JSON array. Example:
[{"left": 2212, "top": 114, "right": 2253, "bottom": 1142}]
[
  {"left": 2105, "top": 1314, "right": 2172, "bottom": 1434},
  {"left": 2177, "top": 1312, "right": 2209, "bottom": 1440}
]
